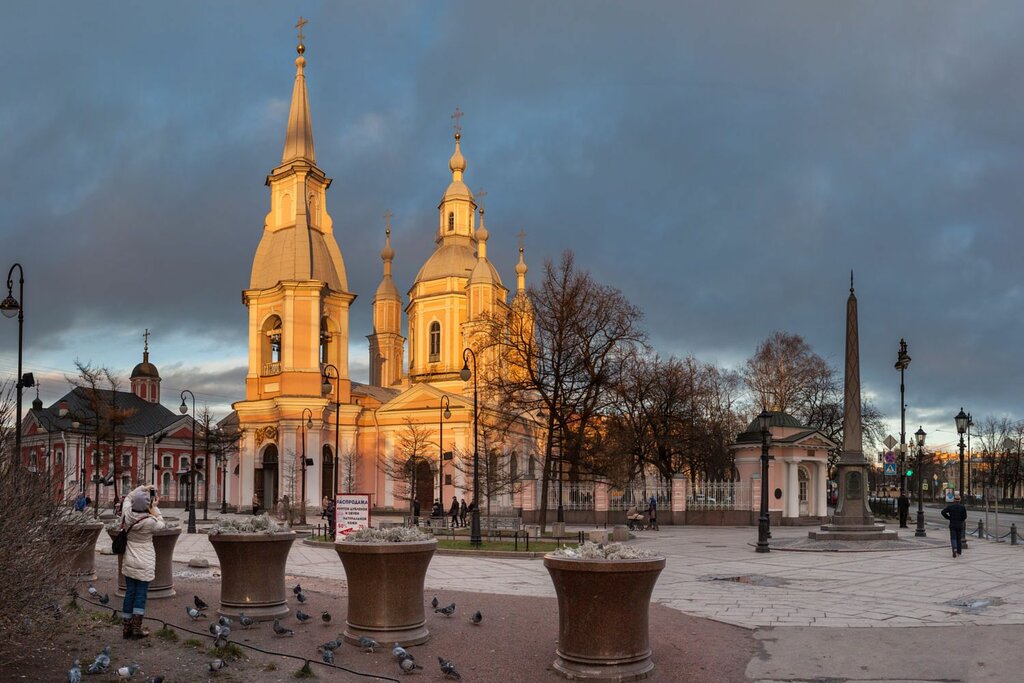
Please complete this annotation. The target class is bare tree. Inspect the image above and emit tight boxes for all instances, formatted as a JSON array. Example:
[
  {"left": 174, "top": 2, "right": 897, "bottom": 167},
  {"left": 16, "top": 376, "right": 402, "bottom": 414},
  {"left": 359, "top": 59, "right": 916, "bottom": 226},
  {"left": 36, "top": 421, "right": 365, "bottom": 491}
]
[
  {"left": 451, "top": 420, "right": 524, "bottom": 516},
  {"left": 742, "top": 332, "right": 831, "bottom": 416},
  {"left": 339, "top": 448, "right": 358, "bottom": 494},
  {"left": 379, "top": 418, "right": 435, "bottom": 516},
  {"left": 479, "top": 251, "right": 646, "bottom": 528}
]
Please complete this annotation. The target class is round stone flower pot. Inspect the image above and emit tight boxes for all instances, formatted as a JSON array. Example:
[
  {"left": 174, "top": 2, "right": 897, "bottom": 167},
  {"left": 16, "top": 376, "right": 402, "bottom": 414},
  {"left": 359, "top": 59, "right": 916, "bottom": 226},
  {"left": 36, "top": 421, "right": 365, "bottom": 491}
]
[
  {"left": 543, "top": 554, "right": 666, "bottom": 681},
  {"left": 65, "top": 521, "right": 105, "bottom": 582},
  {"left": 208, "top": 531, "right": 296, "bottom": 621},
  {"left": 334, "top": 538, "right": 437, "bottom": 646},
  {"left": 107, "top": 527, "right": 182, "bottom": 599}
]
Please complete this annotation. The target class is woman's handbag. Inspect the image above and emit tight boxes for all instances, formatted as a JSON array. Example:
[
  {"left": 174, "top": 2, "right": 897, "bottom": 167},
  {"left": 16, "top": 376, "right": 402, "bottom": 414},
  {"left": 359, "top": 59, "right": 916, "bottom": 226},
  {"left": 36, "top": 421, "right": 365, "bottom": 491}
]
[{"left": 111, "top": 516, "right": 147, "bottom": 555}]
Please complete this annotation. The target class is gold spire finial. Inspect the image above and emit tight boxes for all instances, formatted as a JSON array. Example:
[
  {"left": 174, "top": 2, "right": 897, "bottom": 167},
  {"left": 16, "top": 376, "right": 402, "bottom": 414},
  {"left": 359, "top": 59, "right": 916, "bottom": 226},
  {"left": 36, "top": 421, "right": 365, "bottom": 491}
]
[
  {"left": 476, "top": 187, "right": 487, "bottom": 213},
  {"left": 295, "top": 16, "right": 308, "bottom": 54},
  {"left": 850, "top": 269, "right": 854, "bottom": 293},
  {"left": 380, "top": 209, "right": 395, "bottom": 267},
  {"left": 517, "top": 230, "right": 526, "bottom": 253},
  {"left": 383, "top": 209, "right": 392, "bottom": 238},
  {"left": 143, "top": 328, "right": 150, "bottom": 353},
  {"left": 451, "top": 106, "right": 463, "bottom": 139}
]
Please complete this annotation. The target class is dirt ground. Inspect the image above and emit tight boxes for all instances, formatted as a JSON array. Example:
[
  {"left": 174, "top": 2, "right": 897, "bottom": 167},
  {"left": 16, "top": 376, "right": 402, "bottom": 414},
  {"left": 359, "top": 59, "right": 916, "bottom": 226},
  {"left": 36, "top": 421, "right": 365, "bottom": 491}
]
[{"left": 4, "top": 554, "right": 758, "bottom": 682}]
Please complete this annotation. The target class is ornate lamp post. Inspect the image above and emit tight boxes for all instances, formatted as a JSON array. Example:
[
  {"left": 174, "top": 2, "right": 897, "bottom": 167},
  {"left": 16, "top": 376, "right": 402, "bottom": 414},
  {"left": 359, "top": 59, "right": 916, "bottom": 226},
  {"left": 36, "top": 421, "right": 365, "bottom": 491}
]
[
  {"left": 967, "top": 413, "right": 974, "bottom": 499},
  {"left": 179, "top": 390, "right": 197, "bottom": 534},
  {"left": 217, "top": 427, "right": 231, "bottom": 514},
  {"left": 894, "top": 339, "right": 911, "bottom": 496},
  {"left": 321, "top": 365, "right": 341, "bottom": 501},
  {"left": 955, "top": 408, "right": 969, "bottom": 500},
  {"left": 460, "top": 348, "right": 481, "bottom": 547},
  {"left": 438, "top": 396, "right": 451, "bottom": 505},
  {"left": 1, "top": 263, "right": 28, "bottom": 469},
  {"left": 756, "top": 409, "right": 772, "bottom": 553},
  {"left": 301, "top": 408, "right": 314, "bottom": 525},
  {"left": 914, "top": 426, "right": 927, "bottom": 537}
]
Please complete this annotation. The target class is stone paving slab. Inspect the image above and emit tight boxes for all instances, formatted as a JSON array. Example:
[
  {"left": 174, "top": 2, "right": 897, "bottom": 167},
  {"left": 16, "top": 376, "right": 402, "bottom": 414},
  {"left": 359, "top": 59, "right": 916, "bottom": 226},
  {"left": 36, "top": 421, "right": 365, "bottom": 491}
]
[{"left": 153, "top": 523, "right": 1024, "bottom": 630}]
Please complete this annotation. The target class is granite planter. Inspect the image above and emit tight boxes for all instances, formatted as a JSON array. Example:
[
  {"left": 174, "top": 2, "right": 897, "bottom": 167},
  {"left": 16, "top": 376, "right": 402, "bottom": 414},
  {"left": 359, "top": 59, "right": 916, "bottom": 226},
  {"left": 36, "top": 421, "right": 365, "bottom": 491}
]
[
  {"left": 544, "top": 554, "right": 666, "bottom": 681},
  {"left": 106, "top": 527, "right": 182, "bottom": 599},
  {"left": 65, "top": 521, "right": 105, "bottom": 582},
  {"left": 208, "top": 531, "right": 296, "bottom": 621},
  {"left": 334, "top": 538, "right": 437, "bottom": 646}
]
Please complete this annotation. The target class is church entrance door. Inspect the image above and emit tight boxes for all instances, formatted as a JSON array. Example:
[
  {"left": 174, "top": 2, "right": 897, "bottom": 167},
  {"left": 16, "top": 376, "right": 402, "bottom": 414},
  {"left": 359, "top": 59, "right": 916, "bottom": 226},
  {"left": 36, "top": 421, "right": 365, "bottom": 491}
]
[
  {"left": 798, "top": 467, "right": 809, "bottom": 516},
  {"left": 262, "top": 445, "right": 279, "bottom": 506},
  {"left": 414, "top": 460, "right": 434, "bottom": 510}
]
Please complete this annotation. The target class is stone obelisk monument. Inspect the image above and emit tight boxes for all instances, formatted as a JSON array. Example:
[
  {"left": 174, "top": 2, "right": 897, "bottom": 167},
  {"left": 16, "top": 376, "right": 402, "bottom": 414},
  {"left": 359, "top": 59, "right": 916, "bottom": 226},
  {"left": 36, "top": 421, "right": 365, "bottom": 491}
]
[{"left": 810, "top": 275, "right": 897, "bottom": 541}]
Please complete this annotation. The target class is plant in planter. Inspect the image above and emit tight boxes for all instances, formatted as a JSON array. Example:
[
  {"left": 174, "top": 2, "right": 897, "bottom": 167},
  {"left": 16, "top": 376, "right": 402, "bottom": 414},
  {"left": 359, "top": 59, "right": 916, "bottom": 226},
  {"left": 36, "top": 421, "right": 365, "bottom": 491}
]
[
  {"left": 61, "top": 510, "right": 107, "bottom": 582},
  {"left": 334, "top": 527, "right": 437, "bottom": 646},
  {"left": 207, "top": 514, "right": 295, "bottom": 621},
  {"left": 105, "top": 521, "right": 182, "bottom": 599},
  {"left": 544, "top": 542, "right": 666, "bottom": 681}
]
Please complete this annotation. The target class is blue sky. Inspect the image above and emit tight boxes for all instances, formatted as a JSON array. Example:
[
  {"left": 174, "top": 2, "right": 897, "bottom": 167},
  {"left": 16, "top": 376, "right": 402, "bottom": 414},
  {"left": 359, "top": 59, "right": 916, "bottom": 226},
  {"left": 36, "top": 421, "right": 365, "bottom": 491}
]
[{"left": 2, "top": 1, "right": 1023, "bottom": 450}]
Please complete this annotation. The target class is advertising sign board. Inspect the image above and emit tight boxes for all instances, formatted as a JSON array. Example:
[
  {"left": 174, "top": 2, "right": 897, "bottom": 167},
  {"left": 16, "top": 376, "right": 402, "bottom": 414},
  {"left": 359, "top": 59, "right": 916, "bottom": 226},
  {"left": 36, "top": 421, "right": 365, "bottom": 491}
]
[{"left": 335, "top": 493, "right": 371, "bottom": 541}]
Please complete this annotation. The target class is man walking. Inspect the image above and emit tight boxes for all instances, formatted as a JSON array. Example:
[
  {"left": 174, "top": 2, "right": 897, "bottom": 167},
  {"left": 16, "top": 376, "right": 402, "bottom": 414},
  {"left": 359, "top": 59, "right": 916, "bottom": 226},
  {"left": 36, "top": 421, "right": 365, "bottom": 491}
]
[
  {"left": 941, "top": 494, "right": 968, "bottom": 558},
  {"left": 897, "top": 491, "right": 910, "bottom": 528}
]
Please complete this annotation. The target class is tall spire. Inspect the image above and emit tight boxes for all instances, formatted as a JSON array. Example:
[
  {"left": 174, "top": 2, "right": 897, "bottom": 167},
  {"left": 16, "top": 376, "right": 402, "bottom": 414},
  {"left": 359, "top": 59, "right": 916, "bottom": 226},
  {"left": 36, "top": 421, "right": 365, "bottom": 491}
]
[
  {"left": 380, "top": 210, "right": 395, "bottom": 280},
  {"left": 281, "top": 17, "right": 316, "bottom": 165},
  {"left": 841, "top": 277, "right": 863, "bottom": 462},
  {"left": 515, "top": 230, "right": 528, "bottom": 293}
]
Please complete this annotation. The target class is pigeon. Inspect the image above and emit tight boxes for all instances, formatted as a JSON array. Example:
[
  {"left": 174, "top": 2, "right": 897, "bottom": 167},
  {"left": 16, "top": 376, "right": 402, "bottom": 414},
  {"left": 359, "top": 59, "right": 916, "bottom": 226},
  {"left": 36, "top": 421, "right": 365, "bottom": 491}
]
[
  {"left": 322, "top": 649, "right": 334, "bottom": 665},
  {"left": 185, "top": 605, "right": 206, "bottom": 620},
  {"left": 431, "top": 595, "right": 439, "bottom": 609},
  {"left": 194, "top": 595, "right": 209, "bottom": 611},
  {"left": 210, "top": 623, "right": 230, "bottom": 647},
  {"left": 392, "top": 644, "right": 411, "bottom": 661},
  {"left": 87, "top": 585, "right": 99, "bottom": 597},
  {"left": 87, "top": 647, "right": 111, "bottom": 674},
  {"left": 143, "top": 678, "right": 164, "bottom": 683},
  {"left": 98, "top": 593, "right": 109, "bottom": 605},
  {"left": 434, "top": 602, "right": 456, "bottom": 617},
  {"left": 238, "top": 613, "right": 255, "bottom": 629},
  {"left": 471, "top": 610, "right": 482, "bottom": 625},
  {"left": 438, "top": 656, "right": 461, "bottom": 680},
  {"left": 399, "top": 657, "right": 423, "bottom": 673},
  {"left": 67, "top": 659, "right": 81, "bottom": 683},
  {"left": 272, "top": 619, "right": 294, "bottom": 636},
  {"left": 296, "top": 610, "right": 312, "bottom": 623},
  {"left": 115, "top": 664, "right": 139, "bottom": 678},
  {"left": 320, "top": 610, "right": 331, "bottom": 623},
  {"left": 217, "top": 615, "right": 232, "bottom": 628},
  {"left": 208, "top": 659, "right": 226, "bottom": 673},
  {"left": 358, "top": 636, "right": 380, "bottom": 652},
  {"left": 296, "top": 591, "right": 308, "bottom": 604},
  {"left": 320, "top": 639, "right": 342, "bottom": 652},
  {"left": 292, "top": 583, "right": 303, "bottom": 595}
]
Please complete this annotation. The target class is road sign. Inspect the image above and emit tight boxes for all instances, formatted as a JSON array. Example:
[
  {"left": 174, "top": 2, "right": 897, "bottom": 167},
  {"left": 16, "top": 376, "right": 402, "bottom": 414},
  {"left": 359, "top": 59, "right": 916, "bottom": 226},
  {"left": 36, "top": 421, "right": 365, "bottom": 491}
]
[
  {"left": 923, "top": 483, "right": 929, "bottom": 491},
  {"left": 884, "top": 462, "right": 897, "bottom": 475},
  {"left": 884, "top": 435, "right": 897, "bottom": 450},
  {"left": 884, "top": 451, "right": 896, "bottom": 464}
]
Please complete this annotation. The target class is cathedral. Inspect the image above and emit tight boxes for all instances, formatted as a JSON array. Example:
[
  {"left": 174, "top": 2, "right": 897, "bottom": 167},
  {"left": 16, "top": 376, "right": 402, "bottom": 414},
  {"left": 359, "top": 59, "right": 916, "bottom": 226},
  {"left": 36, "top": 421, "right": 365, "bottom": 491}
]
[{"left": 228, "top": 36, "right": 538, "bottom": 515}]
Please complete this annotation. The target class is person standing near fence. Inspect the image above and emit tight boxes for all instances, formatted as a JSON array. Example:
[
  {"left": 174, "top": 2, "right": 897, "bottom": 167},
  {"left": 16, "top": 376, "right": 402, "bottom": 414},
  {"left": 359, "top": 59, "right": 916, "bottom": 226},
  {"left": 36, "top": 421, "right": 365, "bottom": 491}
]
[
  {"left": 898, "top": 491, "right": 909, "bottom": 528},
  {"left": 648, "top": 495, "right": 658, "bottom": 531},
  {"left": 460, "top": 497, "right": 468, "bottom": 526},
  {"left": 449, "top": 496, "right": 460, "bottom": 528}
]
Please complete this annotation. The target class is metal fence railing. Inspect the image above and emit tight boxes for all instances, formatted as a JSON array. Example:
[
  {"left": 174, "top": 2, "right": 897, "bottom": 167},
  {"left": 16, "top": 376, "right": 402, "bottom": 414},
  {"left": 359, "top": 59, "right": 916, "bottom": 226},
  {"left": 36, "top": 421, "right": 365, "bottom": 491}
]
[
  {"left": 609, "top": 482, "right": 672, "bottom": 511},
  {"left": 540, "top": 480, "right": 596, "bottom": 511},
  {"left": 687, "top": 481, "right": 750, "bottom": 511}
]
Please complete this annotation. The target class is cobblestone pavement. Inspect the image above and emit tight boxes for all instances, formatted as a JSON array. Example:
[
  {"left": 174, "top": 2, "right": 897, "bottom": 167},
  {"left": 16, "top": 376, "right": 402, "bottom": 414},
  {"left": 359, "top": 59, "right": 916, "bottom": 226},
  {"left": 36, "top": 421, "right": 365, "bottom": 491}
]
[{"left": 158, "top": 522, "right": 1024, "bottom": 631}]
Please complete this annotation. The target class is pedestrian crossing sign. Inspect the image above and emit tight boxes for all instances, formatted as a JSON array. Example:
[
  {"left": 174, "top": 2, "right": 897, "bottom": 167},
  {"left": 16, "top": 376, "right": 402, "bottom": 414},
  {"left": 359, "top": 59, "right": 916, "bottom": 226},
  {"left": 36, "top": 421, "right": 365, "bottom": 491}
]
[{"left": 883, "top": 462, "right": 897, "bottom": 475}]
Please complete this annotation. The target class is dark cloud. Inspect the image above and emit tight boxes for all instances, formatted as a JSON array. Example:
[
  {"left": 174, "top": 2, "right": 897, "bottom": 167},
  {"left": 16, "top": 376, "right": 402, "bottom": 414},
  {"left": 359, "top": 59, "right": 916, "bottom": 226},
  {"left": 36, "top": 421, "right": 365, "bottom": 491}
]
[{"left": 2, "top": 1, "right": 1023, "bottom": 446}]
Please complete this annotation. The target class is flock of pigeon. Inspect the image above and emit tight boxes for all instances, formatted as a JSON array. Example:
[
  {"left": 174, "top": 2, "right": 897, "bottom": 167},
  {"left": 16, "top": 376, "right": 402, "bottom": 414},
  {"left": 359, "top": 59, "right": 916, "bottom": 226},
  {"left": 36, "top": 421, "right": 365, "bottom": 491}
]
[{"left": 72, "top": 583, "right": 479, "bottom": 680}]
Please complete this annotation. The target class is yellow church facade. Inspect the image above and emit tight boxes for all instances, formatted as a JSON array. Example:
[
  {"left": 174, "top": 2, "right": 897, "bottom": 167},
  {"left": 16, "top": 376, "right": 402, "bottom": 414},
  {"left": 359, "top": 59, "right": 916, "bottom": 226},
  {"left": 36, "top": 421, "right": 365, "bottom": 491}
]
[{"left": 228, "top": 38, "right": 538, "bottom": 516}]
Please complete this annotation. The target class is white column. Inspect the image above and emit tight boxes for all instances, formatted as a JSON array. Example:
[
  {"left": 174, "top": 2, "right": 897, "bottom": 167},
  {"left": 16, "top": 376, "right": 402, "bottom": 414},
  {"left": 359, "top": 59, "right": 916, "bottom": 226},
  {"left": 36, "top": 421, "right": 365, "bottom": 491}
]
[
  {"left": 240, "top": 431, "right": 255, "bottom": 511},
  {"left": 817, "top": 460, "right": 828, "bottom": 517},
  {"left": 787, "top": 460, "right": 799, "bottom": 518}
]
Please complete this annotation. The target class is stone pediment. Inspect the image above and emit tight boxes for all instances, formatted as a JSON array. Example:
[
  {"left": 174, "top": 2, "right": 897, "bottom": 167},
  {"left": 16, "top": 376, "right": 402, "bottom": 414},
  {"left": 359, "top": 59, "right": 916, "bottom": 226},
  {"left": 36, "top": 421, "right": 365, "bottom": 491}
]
[{"left": 375, "top": 383, "right": 471, "bottom": 415}]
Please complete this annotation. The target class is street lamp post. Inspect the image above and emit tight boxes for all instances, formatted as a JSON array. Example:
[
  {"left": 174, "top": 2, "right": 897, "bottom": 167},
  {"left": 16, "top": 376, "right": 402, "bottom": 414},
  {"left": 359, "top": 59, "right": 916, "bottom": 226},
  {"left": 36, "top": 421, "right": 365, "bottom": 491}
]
[
  {"left": 217, "top": 428, "right": 230, "bottom": 515},
  {"left": 439, "top": 396, "right": 451, "bottom": 506},
  {"left": 955, "top": 408, "right": 969, "bottom": 510},
  {"left": 460, "top": 348, "right": 481, "bottom": 547},
  {"left": 556, "top": 424, "right": 565, "bottom": 525},
  {"left": 967, "top": 413, "right": 974, "bottom": 500},
  {"left": 301, "top": 408, "right": 314, "bottom": 525},
  {"left": 321, "top": 365, "right": 341, "bottom": 501},
  {"left": 756, "top": 409, "right": 772, "bottom": 553},
  {"left": 914, "top": 426, "right": 927, "bottom": 538},
  {"left": 179, "top": 390, "right": 197, "bottom": 534},
  {"left": 1, "top": 263, "right": 27, "bottom": 470},
  {"left": 894, "top": 339, "right": 911, "bottom": 498}
]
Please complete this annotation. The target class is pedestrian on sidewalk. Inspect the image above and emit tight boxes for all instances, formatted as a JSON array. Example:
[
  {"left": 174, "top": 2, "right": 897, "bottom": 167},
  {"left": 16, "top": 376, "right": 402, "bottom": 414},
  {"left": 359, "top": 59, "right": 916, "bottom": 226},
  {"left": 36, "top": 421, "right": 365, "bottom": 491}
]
[
  {"left": 449, "top": 496, "right": 460, "bottom": 528},
  {"left": 252, "top": 493, "right": 261, "bottom": 515},
  {"left": 898, "top": 491, "right": 909, "bottom": 528},
  {"left": 120, "top": 486, "right": 166, "bottom": 640},
  {"left": 648, "top": 495, "right": 659, "bottom": 531},
  {"left": 941, "top": 494, "right": 968, "bottom": 558},
  {"left": 459, "top": 497, "right": 468, "bottom": 526}
]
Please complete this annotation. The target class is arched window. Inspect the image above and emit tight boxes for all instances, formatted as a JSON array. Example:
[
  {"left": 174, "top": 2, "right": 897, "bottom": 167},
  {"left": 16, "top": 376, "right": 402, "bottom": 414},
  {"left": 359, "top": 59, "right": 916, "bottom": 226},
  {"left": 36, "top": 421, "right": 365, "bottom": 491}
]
[
  {"left": 262, "top": 315, "right": 283, "bottom": 374},
  {"left": 429, "top": 322, "right": 441, "bottom": 362},
  {"left": 448, "top": 212, "right": 455, "bottom": 232},
  {"left": 161, "top": 471, "right": 171, "bottom": 496},
  {"left": 320, "top": 318, "right": 333, "bottom": 365}
]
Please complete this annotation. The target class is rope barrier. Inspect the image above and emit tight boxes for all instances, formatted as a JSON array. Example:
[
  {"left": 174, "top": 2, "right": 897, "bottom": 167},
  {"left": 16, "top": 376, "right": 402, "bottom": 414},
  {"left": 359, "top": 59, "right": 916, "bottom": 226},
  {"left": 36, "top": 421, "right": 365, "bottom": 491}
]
[{"left": 75, "top": 594, "right": 400, "bottom": 682}]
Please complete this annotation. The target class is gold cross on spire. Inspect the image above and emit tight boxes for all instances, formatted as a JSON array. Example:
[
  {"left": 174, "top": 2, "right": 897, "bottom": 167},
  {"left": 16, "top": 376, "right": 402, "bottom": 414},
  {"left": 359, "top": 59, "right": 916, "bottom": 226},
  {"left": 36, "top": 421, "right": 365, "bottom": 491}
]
[
  {"left": 143, "top": 328, "right": 150, "bottom": 352},
  {"left": 517, "top": 230, "right": 527, "bottom": 252},
  {"left": 451, "top": 106, "right": 464, "bottom": 137},
  {"left": 383, "top": 209, "right": 392, "bottom": 237},
  {"left": 476, "top": 187, "right": 487, "bottom": 212},
  {"left": 296, "top": 16, "right": 308, "bottom": 44}
]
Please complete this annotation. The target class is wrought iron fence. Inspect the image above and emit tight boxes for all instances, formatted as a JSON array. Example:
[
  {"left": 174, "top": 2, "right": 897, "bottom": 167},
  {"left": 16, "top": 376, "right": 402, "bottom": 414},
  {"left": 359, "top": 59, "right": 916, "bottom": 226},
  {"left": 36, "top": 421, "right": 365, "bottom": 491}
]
[
  {"left": 539, "top": 480, "right": 596, "bottom": 511},
  {"left": 687, "top": 480, "right": 750, "bottom": 511},
  {"left": 609, "top": 482, "right": 672, "bottom": 511}
]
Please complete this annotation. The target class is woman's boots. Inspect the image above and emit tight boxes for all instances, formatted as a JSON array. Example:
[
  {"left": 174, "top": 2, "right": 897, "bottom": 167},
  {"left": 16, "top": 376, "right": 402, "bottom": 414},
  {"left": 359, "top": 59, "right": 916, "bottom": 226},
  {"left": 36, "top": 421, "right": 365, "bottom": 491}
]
[
  {"left": 122, "top": 618, "right": 133, "bottom": 640},
  {"left": 129, "top": 614, "right": 150, "bottom": 639}
]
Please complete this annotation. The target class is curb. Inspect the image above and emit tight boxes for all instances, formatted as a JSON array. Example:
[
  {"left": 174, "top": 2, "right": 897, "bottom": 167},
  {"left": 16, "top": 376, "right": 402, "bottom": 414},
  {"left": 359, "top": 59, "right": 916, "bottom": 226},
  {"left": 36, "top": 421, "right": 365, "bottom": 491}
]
[{"left": 300, "top": 537, "right": 548, "bottom": 559}]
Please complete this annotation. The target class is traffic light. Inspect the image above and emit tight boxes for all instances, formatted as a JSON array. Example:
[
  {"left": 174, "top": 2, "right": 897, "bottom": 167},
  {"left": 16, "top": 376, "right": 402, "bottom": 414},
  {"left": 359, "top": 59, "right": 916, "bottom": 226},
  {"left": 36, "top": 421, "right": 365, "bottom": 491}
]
[{"left": 906, "top": 468, "right": 914, "bottom": 477}]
